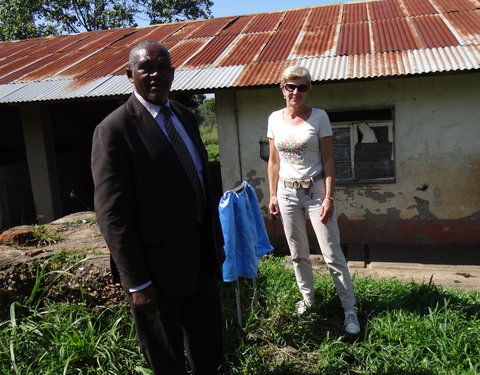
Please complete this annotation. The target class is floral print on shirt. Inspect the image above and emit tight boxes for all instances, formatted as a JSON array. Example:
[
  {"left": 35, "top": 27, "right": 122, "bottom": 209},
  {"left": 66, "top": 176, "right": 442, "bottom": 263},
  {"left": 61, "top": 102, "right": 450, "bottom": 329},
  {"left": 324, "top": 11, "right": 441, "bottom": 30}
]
[{"left": 276, "top": 135, "right": 307, "bottom": 163}]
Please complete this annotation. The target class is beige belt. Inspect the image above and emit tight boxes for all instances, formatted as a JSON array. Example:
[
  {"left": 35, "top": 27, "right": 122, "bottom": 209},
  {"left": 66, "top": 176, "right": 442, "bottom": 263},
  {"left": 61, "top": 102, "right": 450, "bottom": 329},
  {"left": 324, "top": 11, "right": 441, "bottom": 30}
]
[{"left": 279, "top": 172, "right": 324, "bottom": 189}]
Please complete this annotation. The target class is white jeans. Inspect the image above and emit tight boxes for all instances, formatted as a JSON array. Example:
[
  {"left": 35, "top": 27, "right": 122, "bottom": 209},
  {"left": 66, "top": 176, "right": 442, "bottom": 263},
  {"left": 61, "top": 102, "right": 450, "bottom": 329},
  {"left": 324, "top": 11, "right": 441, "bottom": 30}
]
[{"left": 277, "top": 178, "right": 356, "bottom": 312}]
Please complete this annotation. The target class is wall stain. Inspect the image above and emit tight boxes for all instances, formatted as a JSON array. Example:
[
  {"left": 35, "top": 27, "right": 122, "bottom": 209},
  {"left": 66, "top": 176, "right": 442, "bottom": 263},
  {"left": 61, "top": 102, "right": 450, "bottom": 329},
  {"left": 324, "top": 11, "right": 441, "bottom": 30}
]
[
  {"left": 363, "top": 190, "right": 395, "bottom": 203},
  {"left": 408, "top": 196, "right": 438, "bottom": 220},
  {"left": 246, "top": 169, "right": 266, "bottom": 214}
]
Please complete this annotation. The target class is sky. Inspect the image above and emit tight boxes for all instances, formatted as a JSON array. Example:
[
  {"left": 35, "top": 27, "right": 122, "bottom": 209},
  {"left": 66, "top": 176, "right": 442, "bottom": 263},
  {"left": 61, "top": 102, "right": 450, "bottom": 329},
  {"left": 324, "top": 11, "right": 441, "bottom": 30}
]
[{"left": 211, "top": 0, "right": 351, "bottom": 18}]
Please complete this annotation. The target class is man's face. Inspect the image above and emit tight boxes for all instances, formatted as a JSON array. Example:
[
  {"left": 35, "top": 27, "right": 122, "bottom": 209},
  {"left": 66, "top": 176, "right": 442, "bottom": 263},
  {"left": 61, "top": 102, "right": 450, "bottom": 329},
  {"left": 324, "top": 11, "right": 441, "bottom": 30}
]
[{"left": 127, "top": 44, "right": 174, "bottom": 105}]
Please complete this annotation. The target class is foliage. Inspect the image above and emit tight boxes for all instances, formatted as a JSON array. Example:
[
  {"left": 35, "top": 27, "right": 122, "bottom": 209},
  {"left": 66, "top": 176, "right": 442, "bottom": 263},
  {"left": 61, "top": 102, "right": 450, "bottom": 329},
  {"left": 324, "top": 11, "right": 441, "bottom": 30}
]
[
  {"left": 0, "top": 0, "right": 213, "bottom": 40},
  {"left": 206, "top": 144, "right": 220, "bottom": 162},
  {"left": 144, "top": 0, "right": 213, "bottom": 25},
  {"left": 3, "top": 302, "right": 141, "bottom": 374},
  {"left": 200, "top": 124, "right": 218, "bottom": 146},
  {"left": 41, "top": 0, "right": 138, "bottom": 34},
  {"left": 198, "top": 97, "right": 219, "bottom": 162},
  {"left": 1, "top": 255, "right": 479, "bottom": 374},
  {"left": 0, "top": 0, "right": 56, "bottom": 41},
  {"left": 29, "top": 224, "right": 62, "bottom": 247},
  {"left": 198, "top": 97, "right": 217, "bottom": 131}
]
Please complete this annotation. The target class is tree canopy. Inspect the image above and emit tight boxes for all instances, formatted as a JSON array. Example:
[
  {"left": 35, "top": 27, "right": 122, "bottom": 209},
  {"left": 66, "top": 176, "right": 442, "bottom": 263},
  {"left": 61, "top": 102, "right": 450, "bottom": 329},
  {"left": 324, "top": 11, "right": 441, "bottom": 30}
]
[{"left": 0, "top": 0, "right": 213, "bottom": 41}]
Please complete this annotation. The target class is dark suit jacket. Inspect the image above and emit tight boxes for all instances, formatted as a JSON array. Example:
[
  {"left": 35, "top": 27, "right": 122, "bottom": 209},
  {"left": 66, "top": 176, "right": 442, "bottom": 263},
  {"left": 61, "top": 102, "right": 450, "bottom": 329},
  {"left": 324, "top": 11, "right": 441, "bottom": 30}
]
[{"left": 91, "top": 94, "right": 224, "bottom": 298}]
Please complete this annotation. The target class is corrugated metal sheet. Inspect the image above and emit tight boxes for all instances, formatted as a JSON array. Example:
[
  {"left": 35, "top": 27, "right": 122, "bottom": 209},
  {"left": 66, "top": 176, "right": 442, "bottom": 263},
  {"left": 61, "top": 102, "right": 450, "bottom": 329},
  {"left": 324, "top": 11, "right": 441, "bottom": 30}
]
[
  {"left": 403, "top": 0, "right": 437, "bottom": 16},
  {"left": 278, "top": 9, "right": 311, "bottom": 30},
  {"left": 0, "top": 0, "right": 479, "bottom": 103},
  {"left": 369, "top": 0, "right": 405, "bottom": 20},
  {"left": 182, "top": 44, "right": 480, "bottom": 90},
  {"left": 445, "top": 10, "right": 480, "bottom": 43},
  {"left": 187, "top": 17, "right": 236, "bottom": 38},
  {"left": 306, "top": 5, "right": 341, "bottom": 27},
  {"left": 372, "top": 18, "right": 420, "bottom": 52},
  {"left": 217, "top": 16, "right": 251, "bottom": 35},
  {"left": 0, "top": 78, "right": 124, "bottom": 103},
  {"left": 169, "top": 38, "right": 210, "bottom": 67},
  {"left": 295, "top": 25, "right": 339, "bottom": 57},
  {"left": 342, "top": 2, "right": 368, "bottom": 23},
  {"left": 123, "top": 23, "right": 184, "bottom": 45},
  {"left": 163, "top": 21, "right": 200, "bottom": 43},
  {"left": 217, "top": 33, "right": 272, "bottom": 66},
  {"left": 173, "top": 66, "right": 244, "bottom": 90},
  {"left": 412, "top": 15, "right": 460, "bottom": 48},
  {"left": 257, "top": 29, "right": 301, "bottom": 62},
  {"left": 433, "top": 0, "right": 478, "bottom": 13},
  {"left": 337, "top": 22, "right": 371, "bottom": 55},
  {"left": 243, "top": 13, "right": 284, "bottom": 33},
  {"left": 183, "top": 35, "right": 237, "bottom": 67}
]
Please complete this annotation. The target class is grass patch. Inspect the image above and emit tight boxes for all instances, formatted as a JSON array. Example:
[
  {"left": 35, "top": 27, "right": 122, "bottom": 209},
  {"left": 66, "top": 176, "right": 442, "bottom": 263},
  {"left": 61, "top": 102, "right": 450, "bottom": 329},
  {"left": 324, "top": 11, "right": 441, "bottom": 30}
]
[
  {"left": 29, "top": 224, "right": 62, "bottom": 246},
  {"left": 1, "top": 255, "right": 479, "bottom": 374},
  {"left": 199, "top": 124, "right": 218, "bottom": 146}
]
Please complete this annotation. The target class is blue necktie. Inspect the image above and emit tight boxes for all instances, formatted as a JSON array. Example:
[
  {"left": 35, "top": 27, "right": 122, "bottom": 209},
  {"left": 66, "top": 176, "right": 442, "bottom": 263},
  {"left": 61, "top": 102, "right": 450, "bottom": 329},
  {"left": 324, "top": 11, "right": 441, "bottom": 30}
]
[{"left": 160, "top": 106, "right": 205, "bottom": 222}]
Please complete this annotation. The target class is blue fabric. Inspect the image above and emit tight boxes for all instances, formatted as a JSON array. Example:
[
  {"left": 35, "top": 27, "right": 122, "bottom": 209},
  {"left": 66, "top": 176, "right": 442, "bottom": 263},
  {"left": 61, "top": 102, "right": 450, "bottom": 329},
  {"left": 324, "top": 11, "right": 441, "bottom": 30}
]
[{"left": 218, "top": 181, "right": 273, "bottom": 282}]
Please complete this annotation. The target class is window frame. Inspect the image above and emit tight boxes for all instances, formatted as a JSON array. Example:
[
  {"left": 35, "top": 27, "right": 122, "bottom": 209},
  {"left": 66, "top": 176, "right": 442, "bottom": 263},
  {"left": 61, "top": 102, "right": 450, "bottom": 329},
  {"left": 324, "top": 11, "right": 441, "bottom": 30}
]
[{"left": 332, "top": 120, "right": 395, "bottom": 185}]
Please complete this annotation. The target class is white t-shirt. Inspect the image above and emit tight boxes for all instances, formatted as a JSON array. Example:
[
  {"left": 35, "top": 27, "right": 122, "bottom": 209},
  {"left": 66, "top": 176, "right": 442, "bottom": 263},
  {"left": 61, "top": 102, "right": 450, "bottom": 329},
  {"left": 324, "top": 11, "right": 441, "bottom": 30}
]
[{"left": 267, "top": 107, "right": 332, "bottom": 180}]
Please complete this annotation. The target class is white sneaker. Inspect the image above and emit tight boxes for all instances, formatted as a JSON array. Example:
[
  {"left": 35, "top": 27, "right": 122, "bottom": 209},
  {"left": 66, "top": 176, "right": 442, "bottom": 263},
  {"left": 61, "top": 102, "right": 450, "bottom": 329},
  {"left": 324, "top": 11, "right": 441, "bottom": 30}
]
[
  {"left": 344, "top": 311, "right": 360, "bottom": 334},
  {"left": 295, "top": 300, "right": 312, "bottom": 315}
]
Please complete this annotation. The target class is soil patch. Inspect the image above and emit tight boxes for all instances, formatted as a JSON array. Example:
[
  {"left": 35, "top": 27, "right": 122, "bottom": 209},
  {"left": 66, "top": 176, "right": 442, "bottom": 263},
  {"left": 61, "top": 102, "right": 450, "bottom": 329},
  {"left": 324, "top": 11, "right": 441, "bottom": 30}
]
[{"left": 0, "top": 211, "right": 123, "bottom": 308}]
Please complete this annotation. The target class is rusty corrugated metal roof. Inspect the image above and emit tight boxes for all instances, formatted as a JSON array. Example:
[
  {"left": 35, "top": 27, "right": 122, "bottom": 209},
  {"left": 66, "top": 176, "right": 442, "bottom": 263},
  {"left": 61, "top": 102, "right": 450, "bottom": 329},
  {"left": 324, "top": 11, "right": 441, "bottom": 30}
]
[
  {"left": 0, "top": 0, "right": 479, "bottom": 103},
  {"left": 372, "top": 18, "right": 420, "bottom": 53}
]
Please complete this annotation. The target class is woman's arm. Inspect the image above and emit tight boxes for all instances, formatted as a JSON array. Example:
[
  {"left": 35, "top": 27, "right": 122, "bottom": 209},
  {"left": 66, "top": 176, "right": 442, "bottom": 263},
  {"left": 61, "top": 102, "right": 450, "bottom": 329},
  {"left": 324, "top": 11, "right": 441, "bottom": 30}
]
[
  {"left": 319, "top": 135, "right": 335, "bottom": 223},
  {"left": 267, "top": 138, "right": 281, "bottom": 216}
]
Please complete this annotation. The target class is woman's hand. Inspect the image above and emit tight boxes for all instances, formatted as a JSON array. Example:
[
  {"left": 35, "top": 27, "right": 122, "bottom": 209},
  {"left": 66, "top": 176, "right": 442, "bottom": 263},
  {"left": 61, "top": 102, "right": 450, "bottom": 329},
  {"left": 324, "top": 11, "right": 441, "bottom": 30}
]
[
  {"left": 269, "top": 196, "right": 280, "bottom": 216},
  {"left": 320, "top": 198, "right": 334, "bottom": 223}
]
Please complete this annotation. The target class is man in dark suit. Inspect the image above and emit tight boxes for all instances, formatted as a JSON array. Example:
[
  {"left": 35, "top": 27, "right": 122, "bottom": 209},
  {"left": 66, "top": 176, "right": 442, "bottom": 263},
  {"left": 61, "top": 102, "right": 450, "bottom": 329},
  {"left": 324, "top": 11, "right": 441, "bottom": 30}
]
[{"left": 91, "top": 40, "right": 225, "bottom": 375}]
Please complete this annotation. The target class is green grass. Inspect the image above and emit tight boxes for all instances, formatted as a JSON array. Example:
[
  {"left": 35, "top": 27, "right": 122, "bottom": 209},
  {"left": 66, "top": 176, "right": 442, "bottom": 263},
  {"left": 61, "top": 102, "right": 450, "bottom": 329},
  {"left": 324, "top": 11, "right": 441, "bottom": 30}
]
[
  {"left": 199, "top": 124, "right": 218, "bottom": 146},
  {"left": 1, "top": 254, "right": 479, "bottom": 374},
  {"left": 200, "top": 124, "right": 220, "bottom": 162},
  {"left": 29, "top": 224, "right": 62, "bottom": 246}
]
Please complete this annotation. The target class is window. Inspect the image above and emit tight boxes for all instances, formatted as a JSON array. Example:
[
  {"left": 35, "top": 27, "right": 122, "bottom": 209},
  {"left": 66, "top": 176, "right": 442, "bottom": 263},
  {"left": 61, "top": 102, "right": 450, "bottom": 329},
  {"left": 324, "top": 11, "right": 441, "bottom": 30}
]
[{"left": 329, "top": 109, "right": 394, "bottom": 183}]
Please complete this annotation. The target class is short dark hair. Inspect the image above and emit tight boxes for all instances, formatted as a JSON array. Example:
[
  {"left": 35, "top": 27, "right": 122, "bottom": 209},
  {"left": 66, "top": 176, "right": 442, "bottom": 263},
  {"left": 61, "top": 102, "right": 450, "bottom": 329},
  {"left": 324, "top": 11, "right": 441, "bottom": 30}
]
[{"left": 128, "top": 40, "right": 171, "bottom": 68}]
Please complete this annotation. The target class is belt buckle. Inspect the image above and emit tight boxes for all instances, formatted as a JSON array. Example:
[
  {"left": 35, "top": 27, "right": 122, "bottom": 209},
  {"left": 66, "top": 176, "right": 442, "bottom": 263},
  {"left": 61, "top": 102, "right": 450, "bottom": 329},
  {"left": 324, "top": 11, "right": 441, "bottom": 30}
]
[{"left": 292, "top": 180, "right": 300, "bottom": 189}]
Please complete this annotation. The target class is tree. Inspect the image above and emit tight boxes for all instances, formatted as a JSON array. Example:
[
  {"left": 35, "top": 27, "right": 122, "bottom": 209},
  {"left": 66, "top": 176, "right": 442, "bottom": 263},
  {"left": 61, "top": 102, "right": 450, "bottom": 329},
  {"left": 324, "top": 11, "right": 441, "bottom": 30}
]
[
  {"left": 0, "top": 0, "right": 56, "bottom": 41},
  {"left": 41, "top": 0, "right": 139, "bottom": 34},
  {"left": 198, "top": 97, "right": 216, "bottom": 131},
  {"left": 0, "top": 0, "right": 213, "bottom": 40},
  {"left": 145, "top": 0, "right": 213, "bottom": 24}
]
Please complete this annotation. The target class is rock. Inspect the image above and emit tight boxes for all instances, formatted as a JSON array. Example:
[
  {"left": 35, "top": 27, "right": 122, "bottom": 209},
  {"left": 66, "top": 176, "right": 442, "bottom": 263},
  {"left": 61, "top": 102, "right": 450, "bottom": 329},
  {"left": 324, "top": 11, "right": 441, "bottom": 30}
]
[{"left": 0, "top": 225, "right": 34, "bottom": 246}]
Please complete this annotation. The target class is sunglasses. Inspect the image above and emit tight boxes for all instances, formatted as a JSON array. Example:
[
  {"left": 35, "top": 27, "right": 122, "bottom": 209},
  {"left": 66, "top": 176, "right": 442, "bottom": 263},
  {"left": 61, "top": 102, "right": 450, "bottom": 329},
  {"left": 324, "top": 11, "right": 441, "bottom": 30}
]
[{"left": 284, "top": 83, "right": 309, "bottom": 93}]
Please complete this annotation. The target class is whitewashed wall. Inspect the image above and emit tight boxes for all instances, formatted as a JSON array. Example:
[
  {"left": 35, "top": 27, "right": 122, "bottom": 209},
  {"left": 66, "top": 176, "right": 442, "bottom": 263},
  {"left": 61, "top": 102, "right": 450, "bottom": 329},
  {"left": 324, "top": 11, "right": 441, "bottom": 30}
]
[{"left": 215, "top": 72, "right": 480, "bottom": 245}]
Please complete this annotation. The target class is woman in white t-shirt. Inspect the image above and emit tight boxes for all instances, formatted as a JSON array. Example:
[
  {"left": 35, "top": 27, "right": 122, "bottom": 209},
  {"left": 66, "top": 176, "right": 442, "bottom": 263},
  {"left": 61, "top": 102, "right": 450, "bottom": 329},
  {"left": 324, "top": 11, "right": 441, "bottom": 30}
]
[{"left": 267, "top": 66, "right": 360, "bottom": 335}]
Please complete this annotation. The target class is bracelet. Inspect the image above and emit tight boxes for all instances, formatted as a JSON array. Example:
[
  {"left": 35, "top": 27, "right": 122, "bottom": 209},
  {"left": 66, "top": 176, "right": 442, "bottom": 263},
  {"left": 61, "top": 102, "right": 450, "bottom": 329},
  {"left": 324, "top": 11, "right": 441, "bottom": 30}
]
[{"left": 325, "top": 197, "right": 334, "bottom": 201}]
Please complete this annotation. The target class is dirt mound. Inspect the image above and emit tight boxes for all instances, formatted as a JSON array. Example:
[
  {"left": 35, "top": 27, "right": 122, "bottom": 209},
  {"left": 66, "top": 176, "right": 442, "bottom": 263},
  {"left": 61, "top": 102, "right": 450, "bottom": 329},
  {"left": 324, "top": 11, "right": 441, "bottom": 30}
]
[{"left": 0, "top": 211, "right": 124, "bottom": 307}]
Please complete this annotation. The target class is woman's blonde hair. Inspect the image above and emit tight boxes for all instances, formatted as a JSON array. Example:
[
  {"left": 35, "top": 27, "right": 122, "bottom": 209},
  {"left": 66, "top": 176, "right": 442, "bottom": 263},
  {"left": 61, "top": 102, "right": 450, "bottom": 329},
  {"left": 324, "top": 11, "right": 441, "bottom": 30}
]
[{"left": 280, "top": 66, "right": 312, "bottom": 89}]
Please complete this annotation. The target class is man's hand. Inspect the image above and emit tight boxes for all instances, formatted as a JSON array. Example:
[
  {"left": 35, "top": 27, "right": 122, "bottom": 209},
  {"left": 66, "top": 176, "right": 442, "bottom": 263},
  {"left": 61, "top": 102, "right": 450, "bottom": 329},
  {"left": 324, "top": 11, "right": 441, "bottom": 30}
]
[{"left": 131, "top": 284, "right": 158, "bottom": 314}]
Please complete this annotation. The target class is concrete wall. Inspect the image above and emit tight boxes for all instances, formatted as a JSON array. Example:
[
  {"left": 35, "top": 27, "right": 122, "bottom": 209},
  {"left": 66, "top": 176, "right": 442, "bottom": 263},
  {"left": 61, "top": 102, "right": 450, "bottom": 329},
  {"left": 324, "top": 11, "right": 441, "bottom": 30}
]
[{"left": 215, "top": 73, "right": 480, "bottom": 246}]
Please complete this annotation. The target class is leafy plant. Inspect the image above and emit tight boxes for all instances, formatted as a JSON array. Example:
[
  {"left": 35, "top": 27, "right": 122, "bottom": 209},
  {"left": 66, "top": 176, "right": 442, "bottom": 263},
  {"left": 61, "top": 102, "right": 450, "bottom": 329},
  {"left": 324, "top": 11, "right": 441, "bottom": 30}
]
[
  {"left": 29, "top": 225, "right": 61, "bottom": 247},
  {"left": 206, "top": 144, "right": 220, "bottom": 162}
]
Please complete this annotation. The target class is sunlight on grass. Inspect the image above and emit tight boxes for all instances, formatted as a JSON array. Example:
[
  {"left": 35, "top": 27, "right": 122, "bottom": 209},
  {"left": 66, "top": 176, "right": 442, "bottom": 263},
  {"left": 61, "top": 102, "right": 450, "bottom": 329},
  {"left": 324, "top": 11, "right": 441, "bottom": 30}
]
[{"left": 1, "top": 253, "right": 479, "bottom": 374}]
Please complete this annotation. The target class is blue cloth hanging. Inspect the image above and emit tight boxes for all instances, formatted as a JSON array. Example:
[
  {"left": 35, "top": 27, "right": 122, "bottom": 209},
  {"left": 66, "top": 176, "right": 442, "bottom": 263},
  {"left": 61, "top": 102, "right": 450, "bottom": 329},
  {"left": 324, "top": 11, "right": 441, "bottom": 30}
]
[{"left": 218, "top": 181, "right": 273, "bottom": 282}]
